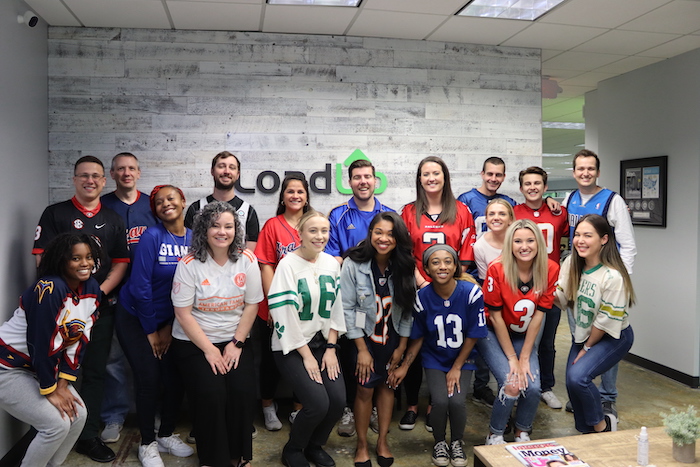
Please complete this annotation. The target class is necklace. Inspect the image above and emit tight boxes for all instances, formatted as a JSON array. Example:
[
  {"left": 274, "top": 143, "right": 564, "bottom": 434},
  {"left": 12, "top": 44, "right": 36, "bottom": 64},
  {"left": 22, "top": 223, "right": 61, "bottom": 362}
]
[{"left": 166, "top": 228, "right": 187, "bottom": 258}]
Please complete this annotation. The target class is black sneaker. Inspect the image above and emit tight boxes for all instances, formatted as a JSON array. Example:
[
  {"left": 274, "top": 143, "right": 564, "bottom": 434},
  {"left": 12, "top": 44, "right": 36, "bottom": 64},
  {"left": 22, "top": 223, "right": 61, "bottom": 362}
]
[
  {"left": 75, "top": 437, "right": 116, "bottom": 463},
  {"left": 425, "top": 412, "right": 433, "bottom": 433},
  {"left": 565, "top": 400, "right": 574, "bottom": 413},
  {"left": 431, "top": 440, "right": 450, "bottom": 467},
  {"left": 472, "top": 387, "right": 495, "bottom": 408},
  {"left": 399, "top": 410, "right": 417, "bottom": 430},
  {"left": 602, "top": 401, "right": 618, "bottom": 418}
]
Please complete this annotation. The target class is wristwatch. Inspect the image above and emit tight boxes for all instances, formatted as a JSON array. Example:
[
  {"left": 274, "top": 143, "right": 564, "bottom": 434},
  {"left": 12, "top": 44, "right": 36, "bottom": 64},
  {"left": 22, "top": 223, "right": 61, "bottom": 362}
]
[
  {"left": 232, "top": 336, "right": 246, "bottom": 348},
  {"left": 325, "top": 343, "right": 340, "bottom": 350},
  {"left": 583, "top": 344, "right": 591, "bottom": 352}
]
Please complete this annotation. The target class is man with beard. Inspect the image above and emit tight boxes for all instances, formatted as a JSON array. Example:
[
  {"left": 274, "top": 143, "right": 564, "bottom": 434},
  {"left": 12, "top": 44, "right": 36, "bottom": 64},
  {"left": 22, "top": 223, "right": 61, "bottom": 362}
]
[{"left": 184, "top": 151, "right": 259, "bottom": 250}]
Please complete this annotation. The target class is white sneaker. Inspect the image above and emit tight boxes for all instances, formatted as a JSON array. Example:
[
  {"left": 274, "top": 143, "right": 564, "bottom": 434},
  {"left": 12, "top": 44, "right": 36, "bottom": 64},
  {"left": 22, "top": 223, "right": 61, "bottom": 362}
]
[
  {"left": 156, "top": 434, "right": 194, "bottom": 457},
  {"left": 100, "top": 422, "right": 123, "bottom": 443},
  {"left": 514, "top": 432, "right": 531, "bottom": 442},
  {"left": 138, "top": 441, "right": 165, "bottom": 467},
  {"left": 337, "top": 407, "right": 356, "bottom": 437},
  {"left": 370, "top": 407, "right": 379, "bottom": 434},
  {"left": 485, "top": 434, "right": 506, "bottom": 445},
  {"left": 263, "top": 403, "right": 283, "bottom": 431},
  {"left": 289, "top": 409, "right": 300, "bottom": 424},
  {"left": 540, "top": 390, "right": 563, "bottom": 409}
]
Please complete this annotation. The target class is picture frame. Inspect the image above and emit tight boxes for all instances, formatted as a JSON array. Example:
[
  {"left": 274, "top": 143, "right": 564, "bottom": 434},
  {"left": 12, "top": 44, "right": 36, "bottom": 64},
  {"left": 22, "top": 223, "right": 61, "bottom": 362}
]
[{"left": 620, "top": 155, "right": 667, "bottom": 227}]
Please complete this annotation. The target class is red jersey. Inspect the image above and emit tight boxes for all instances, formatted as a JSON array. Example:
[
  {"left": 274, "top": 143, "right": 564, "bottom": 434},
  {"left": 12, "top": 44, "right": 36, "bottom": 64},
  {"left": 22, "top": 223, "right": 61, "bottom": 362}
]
[
  {"left": 400, "top": 202, "right": 476, "bottom": 282},
  {"left": 254, "top": 214, "right": 300, "bottom": 320},
  {"left": 483, "top": 259, "right": 559, "bottom": 334},
  {"left": 513, "top": 203, "right": 568, "bottom": 262}
]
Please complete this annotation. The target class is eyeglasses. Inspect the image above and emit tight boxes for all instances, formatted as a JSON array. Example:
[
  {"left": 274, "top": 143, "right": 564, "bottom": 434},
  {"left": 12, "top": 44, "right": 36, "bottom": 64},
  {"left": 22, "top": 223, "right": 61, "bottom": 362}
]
[{"left": 75, "top": 173, "right": 105, "bottom": 181}]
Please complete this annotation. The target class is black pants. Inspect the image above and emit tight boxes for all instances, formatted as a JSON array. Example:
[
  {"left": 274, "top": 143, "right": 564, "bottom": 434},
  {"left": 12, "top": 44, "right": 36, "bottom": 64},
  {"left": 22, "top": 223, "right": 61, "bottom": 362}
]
[
  {"left": 274, "top": 346, "right": 345, "bottom": 451},
  {"left": 252, "top": 316, "right": 280, "bottom": 400},
  {"left": 173, "top": 338, "right": 255, "bottom": 466},
  {"left": 115, "top": 305, "right": 183, "bottom": 444}
]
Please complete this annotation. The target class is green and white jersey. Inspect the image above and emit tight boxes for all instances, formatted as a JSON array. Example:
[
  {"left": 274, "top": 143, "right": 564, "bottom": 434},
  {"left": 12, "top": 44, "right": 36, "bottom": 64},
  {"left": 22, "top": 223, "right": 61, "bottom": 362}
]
[
  {"left": 268, "top": 252, "right": 346, "bottom": 354},
  {"left": 557, "top": 256, "right": 629, "bottom": 343}
]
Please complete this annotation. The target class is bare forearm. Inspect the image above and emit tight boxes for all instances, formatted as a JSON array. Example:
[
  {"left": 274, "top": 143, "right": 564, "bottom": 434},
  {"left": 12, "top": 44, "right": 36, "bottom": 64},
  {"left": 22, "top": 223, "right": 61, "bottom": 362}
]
[{"left": 100, "top": 262, "right": 128, "bottom": 295}]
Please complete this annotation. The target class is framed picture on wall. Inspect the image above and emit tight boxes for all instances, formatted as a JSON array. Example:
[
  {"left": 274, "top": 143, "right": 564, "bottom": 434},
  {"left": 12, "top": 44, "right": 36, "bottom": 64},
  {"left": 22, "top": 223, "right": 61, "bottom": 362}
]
[{"left": 620, "top": 156, "right": 667, "bottom": 227}]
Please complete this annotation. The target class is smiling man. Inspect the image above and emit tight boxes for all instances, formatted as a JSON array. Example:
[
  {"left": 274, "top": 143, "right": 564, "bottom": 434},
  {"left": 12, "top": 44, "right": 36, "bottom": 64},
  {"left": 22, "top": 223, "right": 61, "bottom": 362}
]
[
  {"left": 33, "top": 155, "right": 129, "bottom": 463},
  {"left": 184, "top": 151, "right": 259, "bottom": 251}
]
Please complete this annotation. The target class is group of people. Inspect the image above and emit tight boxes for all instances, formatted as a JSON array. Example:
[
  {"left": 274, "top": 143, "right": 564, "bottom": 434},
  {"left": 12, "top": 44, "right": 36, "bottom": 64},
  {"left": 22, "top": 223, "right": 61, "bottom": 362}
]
[{"left": 0, "top": 148, "right": 637, "bottom": 467}]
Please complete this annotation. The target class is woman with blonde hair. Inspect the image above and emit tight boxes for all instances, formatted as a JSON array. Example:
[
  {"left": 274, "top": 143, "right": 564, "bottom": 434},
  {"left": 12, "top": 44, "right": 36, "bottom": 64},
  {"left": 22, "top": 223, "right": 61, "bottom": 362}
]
[
  {"left": 557, "top": 214, "right": 635, "bottom": 433},
  {"left": 473, "top": 198, "right": 515, "bottom": 282},
  {"left": 478, "top": 219, "right": 559, "bottom": 445}
]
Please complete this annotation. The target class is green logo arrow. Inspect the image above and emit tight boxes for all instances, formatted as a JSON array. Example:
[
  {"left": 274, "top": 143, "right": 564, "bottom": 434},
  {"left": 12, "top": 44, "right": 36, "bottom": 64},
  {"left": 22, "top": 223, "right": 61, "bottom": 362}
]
[{"left": 335, "top": 149, "right": 387, "bottom": 195}]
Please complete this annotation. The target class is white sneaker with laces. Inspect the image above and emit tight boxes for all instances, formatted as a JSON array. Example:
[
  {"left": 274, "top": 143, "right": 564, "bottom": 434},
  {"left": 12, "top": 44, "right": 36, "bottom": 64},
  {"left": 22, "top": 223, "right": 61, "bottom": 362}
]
[
  {"left": 337, "top": 407, "right": 356, "bottom": 437},
  {"left": 100, "top": 422, "right": 123, "bottom": 443},
  {"left": 263, "top": 402, "right": 283, "bottom": 431},
  {"left": 138, "top": 441, "right": 165, "bottom": 467},
  {"left": 514, "top": 432, "right": 531, "bottom": 442},
  {"left": 156, "top": 434, "right": 194, "bottom": 457},
  {"left": 289, "top": 409, "right": 300, "bottom": 424},
  {"left": 370, "top": 407, "right": 379, "bottom": 434},
  {"left": 485, "top": 433, "right": 506, "bottom": 445},
  {"left": 540, "top": 390, "right": 563, "bottom": 409},
  {"left": 431, "top": 440, "right": 450, "bottom": 467}
]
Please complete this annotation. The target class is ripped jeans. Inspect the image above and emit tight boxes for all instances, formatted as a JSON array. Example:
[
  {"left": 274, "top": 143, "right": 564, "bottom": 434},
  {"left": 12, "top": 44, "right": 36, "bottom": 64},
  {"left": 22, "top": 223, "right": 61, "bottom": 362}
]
[{"left": 476, "top": 328, "right": 541, "bottom": 436}]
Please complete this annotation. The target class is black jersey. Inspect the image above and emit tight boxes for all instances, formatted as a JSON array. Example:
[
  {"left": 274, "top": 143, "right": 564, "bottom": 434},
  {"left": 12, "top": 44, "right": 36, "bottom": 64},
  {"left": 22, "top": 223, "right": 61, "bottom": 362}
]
[{"left": 184, "top": 194, "right": 260, "bottom": 242}]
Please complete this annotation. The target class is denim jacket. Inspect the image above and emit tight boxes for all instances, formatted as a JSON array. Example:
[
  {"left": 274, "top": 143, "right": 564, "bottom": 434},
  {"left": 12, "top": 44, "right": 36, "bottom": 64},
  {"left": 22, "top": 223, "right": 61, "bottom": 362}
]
[{"left": 340, "top": 258, "right": 413, "bottom": 340}]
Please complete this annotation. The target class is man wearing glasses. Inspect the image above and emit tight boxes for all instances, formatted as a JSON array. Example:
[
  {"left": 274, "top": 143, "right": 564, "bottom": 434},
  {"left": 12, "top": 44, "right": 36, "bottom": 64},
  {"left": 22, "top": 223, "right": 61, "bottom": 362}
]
[{"left": 33, "top": 155, "right": 129, "bottom": 463}]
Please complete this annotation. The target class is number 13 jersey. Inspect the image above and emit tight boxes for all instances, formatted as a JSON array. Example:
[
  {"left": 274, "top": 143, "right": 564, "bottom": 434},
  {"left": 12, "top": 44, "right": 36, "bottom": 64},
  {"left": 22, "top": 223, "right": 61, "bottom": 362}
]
[{"left": 483, "top": 260, "right": 559, "bottom": 334}]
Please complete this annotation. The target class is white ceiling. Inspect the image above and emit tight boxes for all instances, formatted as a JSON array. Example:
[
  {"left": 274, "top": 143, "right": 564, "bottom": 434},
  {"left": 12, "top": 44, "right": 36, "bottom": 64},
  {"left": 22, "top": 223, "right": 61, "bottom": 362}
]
[{"left": 23, "top": 0, "right": 700, "bottom": 179}]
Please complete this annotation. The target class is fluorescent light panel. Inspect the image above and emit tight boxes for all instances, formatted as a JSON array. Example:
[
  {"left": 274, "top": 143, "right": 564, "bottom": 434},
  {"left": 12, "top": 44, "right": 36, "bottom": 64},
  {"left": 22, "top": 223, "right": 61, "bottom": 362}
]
[
  {"left": 457, "top": 0, "right": 567, "bottom": 21},
  {"left": 267, "top": 0, "right": 361, "bottom": 6}
]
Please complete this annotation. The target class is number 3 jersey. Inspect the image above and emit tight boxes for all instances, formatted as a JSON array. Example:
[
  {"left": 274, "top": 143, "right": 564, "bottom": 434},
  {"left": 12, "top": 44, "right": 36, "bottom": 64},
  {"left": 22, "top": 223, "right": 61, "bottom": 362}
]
[
  {"left": 268, "top": 252, "right": 346, "bottom": 354},
  {"left": 484, "top": 260, "right": 560, "bottom": 334},
  {"left": 411, "top": 280, "right": 487, "bottom": 372}
]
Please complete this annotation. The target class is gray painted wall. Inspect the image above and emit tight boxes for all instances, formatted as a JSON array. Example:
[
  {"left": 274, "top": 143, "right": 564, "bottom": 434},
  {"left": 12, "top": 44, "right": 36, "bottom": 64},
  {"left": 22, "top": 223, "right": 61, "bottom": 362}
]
[
  {"left": 0, "top": 0, "right": 49, "bottom": 456},
  {"left": 584, "top": 48, "right": 700, "bottom": 378},
  {"left": 48, "top": 28, "right": 542, "bottom": 223}
]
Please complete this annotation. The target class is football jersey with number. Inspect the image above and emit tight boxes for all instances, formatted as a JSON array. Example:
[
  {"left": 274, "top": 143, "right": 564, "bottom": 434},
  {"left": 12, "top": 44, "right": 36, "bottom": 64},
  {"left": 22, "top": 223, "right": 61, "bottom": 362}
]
[
  {"left": 513, "top": 203, "right": 568, "bottom": 263},
  {"left": 400, "top": 202, "right": 476, "bottom": 282},
  {"left": 268, "top": 252, "right": 346, "bottom": 354},
  {"left": 457, "top": 188, "right": 517, "bottom": 239},
  {"left": 411, "top": 280, "right": 487, "bottom": 372},
  {"left": 483, "top": 260, "right": 559, "bottom": 334}
]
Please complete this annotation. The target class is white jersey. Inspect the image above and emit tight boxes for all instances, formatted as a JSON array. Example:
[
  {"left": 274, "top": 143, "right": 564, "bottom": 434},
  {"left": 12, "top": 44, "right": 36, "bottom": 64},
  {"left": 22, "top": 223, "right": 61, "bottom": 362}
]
[
  {"left": 556, "top": 256, "right": 629, "bottom": 343},
  {"left": 268, "top": 252, "right": 346, "bottom": 354},
  {"left": 171, "top": 249, "right": 264, "bottom": 343}
]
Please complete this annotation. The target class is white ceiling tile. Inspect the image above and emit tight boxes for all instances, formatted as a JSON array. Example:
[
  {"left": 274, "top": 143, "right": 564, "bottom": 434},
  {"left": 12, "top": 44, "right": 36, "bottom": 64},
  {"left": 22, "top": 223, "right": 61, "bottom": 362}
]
[
  {"left": 593, "top": 55, "right": 665, "bottom": 74},
  {"left": 541, "top": 49, "right": 564, "bottom": 61},
  {"left": 540, "top": 0, "right": 671, "bottom": 28},
  {"left": 427, "top": 16, "right": 529, "bottom": 45},
  {"left": 573, "top": 30, "right": 680, "bottom": 55},
  {"left": 24, "top": 0, "right": 81, "bottom": 26},
  {"left": 636, "top": 34, "right": 700, "bottom": 57},
  {"left": 348, "top": 10, "right": 446, "bottom": 40},
  {"left": 363, "top": 0, "right": 465, "bottom": 15},
  {"left": 169, "top": 2, "right": 262, "bottom": 30},
  {"left": 263, "top": 5, "right": 358, "bottom": 34},
  {"left": 64, "top": 0, "right": 171, "bottom": 28},
  {"left": 544, "top": 51, "right": 626, "bottom": 71},
  {"left": 619, "top": 0, "right": 700, "bottom": 34},
  {"left": 502, "top": 23, "right": 608, "bottom": 50},
  {"left": 169, "top": 0, "right": 260, "bottom": 3}
]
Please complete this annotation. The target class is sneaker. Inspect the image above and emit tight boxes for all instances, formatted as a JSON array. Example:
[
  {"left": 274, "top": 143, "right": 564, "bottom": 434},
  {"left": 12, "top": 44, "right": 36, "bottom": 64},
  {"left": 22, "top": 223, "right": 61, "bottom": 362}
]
[
  {"left": 514, "top": 432, "right": 531, "bottom": 442},
  {"left": 289, "top": 410, "right": 300, "bottom": 424},
  {"left": 603, "top": 413, "right": 617, "bottom": 432},
  {"left": 450, "top": 439, "right": 467, "bottom": 467},
  {"left": 370, "top": 407, "right": 379, "bottom": 434},
  {"left": 138, "top": 441, "right": 165, "bottom": 467},
  {"left": 472, "top": 387, "right": 495, "bottom": 408},
  {"left": 186, "top": 430, "right": 195, "bottom": 444},
  {"left": 565, "top": 400, "right": 574, "bottom": 413},
  {"left": 431, "top": 440, "right": 450, "bottom": 467},
  {"left": 100, "top": 422, "right": 123, "bottom": 443},
  {"left": 602, "top": 401, "right": 618, "bottom": 418},
  {"left": 540, "top": 390, "right": 563, "bottom": 409},
  {"left": 337, "top": 407, "right": 356, "bottom": 437},
  {"left": 263, "top": 403, "right": 283, "bottom": 431},
  {"left": 399, "top": 410, "right": 417, "bottom": 430},
  {"left": 252, "top": 426, "right": 258, "bottom": 439},
  {"left": 156, "top": 434, "right": 194, "bottom": 457},
  {"left": 485, "top": 434, "right": 506, "bottom": 445},
  {"left": 425, "top": 412, "right": 433, "bottom": 433}
]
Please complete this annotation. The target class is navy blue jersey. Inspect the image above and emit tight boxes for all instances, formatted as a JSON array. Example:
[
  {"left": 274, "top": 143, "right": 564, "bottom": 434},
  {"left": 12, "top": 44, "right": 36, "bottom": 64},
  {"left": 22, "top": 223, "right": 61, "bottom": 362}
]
[
  {"left": 457, "top": 188, "right": 517, "bottom": 239},
  {"left": 411, "top": 280, "right": 487, "bottom": 372},
  {"left": 101, "top": 191, "right": 157, "bottom": 253}
]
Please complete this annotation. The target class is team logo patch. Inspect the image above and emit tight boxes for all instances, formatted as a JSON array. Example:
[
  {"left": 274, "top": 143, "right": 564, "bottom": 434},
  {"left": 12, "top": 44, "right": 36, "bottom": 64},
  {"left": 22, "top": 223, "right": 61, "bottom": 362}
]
[
  {"left": 172, "top": 282, "right": 181, "bottom": 294},
  {"left": 201, "top": 279, "right": 210, "bottom": 286},
  {"left": 34, "top": 280, "right": 55, "bottom": 304},
  {"left": 378, "top": 277, "right": 387, "bottom": 286},
  {"left": 234, "top": 273, "right": 246, "bottom": 288},
  {"left": 73, "top": 219, "right": 84, "bottom": 229},
  {"left": 59, "top": 316, "right": 86, "bottom": 346}
]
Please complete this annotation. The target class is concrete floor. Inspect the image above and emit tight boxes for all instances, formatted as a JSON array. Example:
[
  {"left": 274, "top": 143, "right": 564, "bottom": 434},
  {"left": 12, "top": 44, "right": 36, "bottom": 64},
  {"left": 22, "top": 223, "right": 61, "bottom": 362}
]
[{"left": 63, "top": 318, "right": 699, "bottom": 466}]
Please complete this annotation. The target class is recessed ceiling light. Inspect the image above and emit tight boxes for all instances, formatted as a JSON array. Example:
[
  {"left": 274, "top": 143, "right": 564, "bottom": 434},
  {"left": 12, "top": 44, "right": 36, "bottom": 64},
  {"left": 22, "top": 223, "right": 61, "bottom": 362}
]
[
  {"left": 267, "top": 0, "right": 361, "bottom": 6},
  {"left": 457, "top": 0, "right": 568, "bottom": 21}
]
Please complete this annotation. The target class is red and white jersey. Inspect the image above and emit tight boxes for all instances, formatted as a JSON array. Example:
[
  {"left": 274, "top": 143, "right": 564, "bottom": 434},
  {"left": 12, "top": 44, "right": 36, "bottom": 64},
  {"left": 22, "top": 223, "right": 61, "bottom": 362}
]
[
  {"left": 483, "top": 259, "right": 559, "bottom": 334},
  {"left": 400, "top": 202, "right": 476, "bottom": 282},
  {"left": 513, "top": 203, "right": 568, "bottom": 263}
]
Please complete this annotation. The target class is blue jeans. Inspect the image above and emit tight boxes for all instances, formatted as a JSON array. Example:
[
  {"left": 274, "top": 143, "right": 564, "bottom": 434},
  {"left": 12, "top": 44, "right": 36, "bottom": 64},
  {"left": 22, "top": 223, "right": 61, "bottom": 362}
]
[
  {"left": 538, "top": 306, "right": 561, "bottom": 392},
  {"left": 565, "top": 326, "right": 633, "bottom": 433},
  {"left": 477, "top": 329, "right": 541, "bottom": 435}
]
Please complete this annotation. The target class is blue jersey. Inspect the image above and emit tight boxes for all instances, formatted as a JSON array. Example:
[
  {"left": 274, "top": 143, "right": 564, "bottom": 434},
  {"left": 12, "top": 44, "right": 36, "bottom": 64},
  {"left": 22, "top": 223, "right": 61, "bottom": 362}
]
[
  {"left": 457, "top": 188, "right": 516, "bottom": 239},
  {"left": 101, "top": 191, "right": 157, "bottom": 253},
  {"left": 411, "top": 280, "right": 487, "bottom": 372},
  {"left": 119, "top": 224, "right": 192, "bottom": 334},
  {"left": 326, "top": 197, "right": 394, "bottom": 257},
  {"left": 565, "top": 188, "right": 615, "bottom": 241}
]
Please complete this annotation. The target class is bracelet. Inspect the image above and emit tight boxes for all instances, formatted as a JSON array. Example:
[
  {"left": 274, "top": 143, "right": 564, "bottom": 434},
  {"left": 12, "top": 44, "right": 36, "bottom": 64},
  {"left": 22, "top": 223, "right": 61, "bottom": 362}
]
[
  {"left": 506, "top": 353, "right": 517, "bottom": 359},
  {"left": 325, "top": 343, "right": 340, "bottom": 350},
  {"left": 583, "top": 344, "right": 591, "bottom": 352}
]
